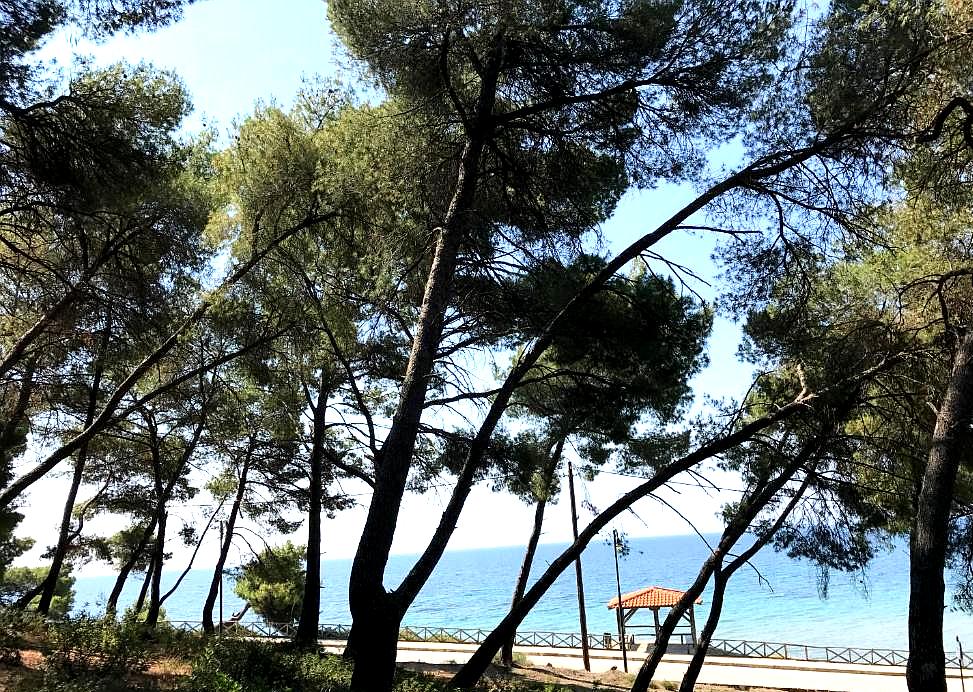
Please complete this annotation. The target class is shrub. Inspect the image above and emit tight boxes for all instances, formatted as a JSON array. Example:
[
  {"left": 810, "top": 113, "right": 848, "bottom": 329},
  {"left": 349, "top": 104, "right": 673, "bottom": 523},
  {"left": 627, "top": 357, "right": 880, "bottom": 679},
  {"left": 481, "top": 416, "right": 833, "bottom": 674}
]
[
  {"left": 182, "top": 637, "right": 353, "bottom": 692},
  {"left": 233, "top": 541, "right": 305, "bottom": 627},
  {"left": 39, "top": 612, "right": 155, "bottom": 691},
  {"left": 0, "top": 606, "right": 45, "bottom": 662}
]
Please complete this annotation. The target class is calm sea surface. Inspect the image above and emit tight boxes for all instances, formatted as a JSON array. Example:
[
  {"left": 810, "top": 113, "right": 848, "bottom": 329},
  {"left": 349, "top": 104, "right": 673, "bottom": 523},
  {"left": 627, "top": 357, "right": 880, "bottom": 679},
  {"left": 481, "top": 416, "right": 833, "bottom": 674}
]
[{"left": 72, "top": 533, "right": 973, "bottom": 651}]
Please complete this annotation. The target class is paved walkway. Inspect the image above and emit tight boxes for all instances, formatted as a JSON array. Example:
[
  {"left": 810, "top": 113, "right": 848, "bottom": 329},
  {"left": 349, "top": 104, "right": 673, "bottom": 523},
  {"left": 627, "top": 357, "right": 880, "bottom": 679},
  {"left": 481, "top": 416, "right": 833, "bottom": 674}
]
[{"left": 320, "top": 639, "right": 973, "bottom": 691}]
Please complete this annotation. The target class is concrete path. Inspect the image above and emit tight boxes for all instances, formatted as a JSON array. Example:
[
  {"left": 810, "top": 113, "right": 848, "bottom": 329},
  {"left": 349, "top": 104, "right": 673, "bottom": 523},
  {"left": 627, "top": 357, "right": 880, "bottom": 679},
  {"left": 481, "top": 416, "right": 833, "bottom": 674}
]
[{"left": 320, "top": 639, "right": 973, "bottom": 691}]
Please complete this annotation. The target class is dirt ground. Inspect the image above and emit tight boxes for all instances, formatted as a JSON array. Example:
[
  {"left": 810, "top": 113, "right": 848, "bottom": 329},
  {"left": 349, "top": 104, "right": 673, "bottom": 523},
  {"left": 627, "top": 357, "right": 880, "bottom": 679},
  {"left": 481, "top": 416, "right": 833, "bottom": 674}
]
[
  {"left": 0, "top": 650, "right": 188, "bottom": 691},
  {"left": 0, "top": 649, "right": 797, "bottom": 692},
  {"left": 402, "top": 660, "right": 795, "bottom": 692}
]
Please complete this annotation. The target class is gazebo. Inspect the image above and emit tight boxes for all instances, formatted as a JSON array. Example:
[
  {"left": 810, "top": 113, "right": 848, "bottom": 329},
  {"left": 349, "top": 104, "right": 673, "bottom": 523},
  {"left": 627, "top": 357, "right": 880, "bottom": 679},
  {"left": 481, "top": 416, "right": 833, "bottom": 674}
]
[{"left": 607, "top": 585, "right": 703, "bottom": 647}]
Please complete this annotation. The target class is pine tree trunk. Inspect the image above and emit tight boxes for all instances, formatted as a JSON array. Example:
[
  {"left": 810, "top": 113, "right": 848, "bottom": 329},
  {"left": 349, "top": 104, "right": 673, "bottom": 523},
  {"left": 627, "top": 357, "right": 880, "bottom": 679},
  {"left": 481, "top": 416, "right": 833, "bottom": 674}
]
[
  {"left": 907, "top": 330, "right": 973, "bottom": 692},
  {"left": 105, "top": 516, "right": 158, "bottom": 616},
  {"left": 346, "top": 605, "right": 403, "bottom": 692},
  {"left": 144, "top": 509, "right": 167, "bottom": 626},
  {"left": 134, "top": 556, "right": 154, "bottom": 614},
  {"left": 203, "top": 459, "right": 249, "bottom": 633},
  {"left": 678, "top": 571, "right": 727, "bottom": 692},
  {"left": 502, "top": 496, "right": 548, "bottom": 666},
  {"left": 296, "top": 372, "right": 330, "bottom": 647},
  {"left": 629, "top": 552, "right": 723, "bottom": 692},
  {"left": 677, "top": 468, "right": 817, "bottom": 692},
  {"left": 629, "top": 443, "right": 820, "bottom": 692},
  {"left": 38, "top": 316, "right": 110, "bottom": 614},
  {"left": 449, "top": 401, "right": 810, "bottom": 689},
  {"left": 0, "top": 357, "right": 35, "bottom": 459},
  {"left": 36, "top": 447, "right": 87, "bottom": 613},
  {"left": 345, "top": 46, "right": 504, "bottom": 692}
]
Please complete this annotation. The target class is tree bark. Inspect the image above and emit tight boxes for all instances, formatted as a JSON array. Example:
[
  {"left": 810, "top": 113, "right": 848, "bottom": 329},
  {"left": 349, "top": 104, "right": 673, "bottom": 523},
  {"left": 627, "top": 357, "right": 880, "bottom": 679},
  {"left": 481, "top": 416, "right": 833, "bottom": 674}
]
[
  {"left": 678, "top": 471, "right": 816, "bottom": 692},
  {"left": 502, "top": 444, "right": 561, "bottom": 666},
  {"left": 105, "top": 516, "right": 157, "bottom": 616},
  {"left": 678, "top": 570, "right": 727, "bottom": 691},
  {"left": 296, "top": 370, "right": 330, "bottom": 647},
  {"left": 0, "top": 357, "right": 36, "bottom": 458},
  {"left": 134, "top": 555, "right": 154, "bottom": 614},
  {"left": 907, "top": 330, "right": 973, "bottom": 692},
  {"left": 344, "top": 38, "right": 505, "bottom": 692},
  {"left": 502, "top": 495, "right": 549, "bottom": 665},
  {"left": 567, "top": 458, "right": 591, "bottom": 671},
  {"left": 202, "top": 460, "right": 249, "bottom": 633},
  {"left": 630, "top": 443, "right": 821, "bottom": 692},
  {"left": 449, "top": 390, "right": 819, "bottom": 689},
  {"left": 37, "top": 312, "right": 111, "bottom": 614},
  {"left": 144, "top": 508, "right": 167, "bottom": 626}
]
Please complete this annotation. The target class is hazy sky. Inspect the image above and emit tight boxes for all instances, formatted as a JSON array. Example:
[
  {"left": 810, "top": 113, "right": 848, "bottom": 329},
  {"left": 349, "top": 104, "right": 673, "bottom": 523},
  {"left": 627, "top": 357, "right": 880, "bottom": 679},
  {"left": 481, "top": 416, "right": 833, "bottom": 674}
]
[{"left": 18, "top": 0, "right": 756, "bottom": 575}]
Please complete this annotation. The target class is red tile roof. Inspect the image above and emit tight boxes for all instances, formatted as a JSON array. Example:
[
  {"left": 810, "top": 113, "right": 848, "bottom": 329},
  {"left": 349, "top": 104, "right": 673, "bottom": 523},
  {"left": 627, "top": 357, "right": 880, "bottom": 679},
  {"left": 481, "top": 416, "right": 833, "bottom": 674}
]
[{"left": 607, "top": 585, "right": 703, "bottom": 610}]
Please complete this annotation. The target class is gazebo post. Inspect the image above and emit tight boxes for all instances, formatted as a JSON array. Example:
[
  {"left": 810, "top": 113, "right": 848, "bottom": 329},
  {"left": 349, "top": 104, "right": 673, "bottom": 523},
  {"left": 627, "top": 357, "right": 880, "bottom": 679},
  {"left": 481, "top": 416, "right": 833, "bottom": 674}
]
[
  {"left": 689, "top": 606, "right": 698, "bottom": 647},
  {"left": 652, "top": 608, "right": 661, "bottom": 642}
]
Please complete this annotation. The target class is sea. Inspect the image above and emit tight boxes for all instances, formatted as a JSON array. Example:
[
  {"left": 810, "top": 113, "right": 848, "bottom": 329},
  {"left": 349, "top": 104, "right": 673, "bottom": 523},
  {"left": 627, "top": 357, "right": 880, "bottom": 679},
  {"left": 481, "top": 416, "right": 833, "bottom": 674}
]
[{"left": 71, "top": 533, "right": 973, "bottom": 652}]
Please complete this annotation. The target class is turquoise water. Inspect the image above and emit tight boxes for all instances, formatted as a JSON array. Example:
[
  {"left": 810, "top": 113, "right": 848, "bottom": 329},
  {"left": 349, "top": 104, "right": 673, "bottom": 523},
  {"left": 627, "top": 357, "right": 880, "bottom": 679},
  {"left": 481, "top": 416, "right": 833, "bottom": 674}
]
[{"left": 71, "top": 533, "right": 973, "bottom": 651}]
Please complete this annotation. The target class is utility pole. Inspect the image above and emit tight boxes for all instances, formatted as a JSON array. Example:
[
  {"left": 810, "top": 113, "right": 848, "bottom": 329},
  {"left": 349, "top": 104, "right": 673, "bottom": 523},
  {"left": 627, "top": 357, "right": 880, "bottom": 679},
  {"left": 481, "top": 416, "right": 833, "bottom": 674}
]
[
  {"left": 613, "top": 529, "right": 629, "bottom": 672},
  {"left": 567, "top": 459, "right": 591, "bottom": 671}
]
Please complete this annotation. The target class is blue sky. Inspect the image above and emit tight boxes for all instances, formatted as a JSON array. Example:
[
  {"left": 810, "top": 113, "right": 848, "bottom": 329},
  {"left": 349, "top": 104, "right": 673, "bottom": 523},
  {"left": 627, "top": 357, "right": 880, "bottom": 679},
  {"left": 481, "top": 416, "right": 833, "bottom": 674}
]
[{"left": 20, "top": 0, "right": 757, "bottom": 570}]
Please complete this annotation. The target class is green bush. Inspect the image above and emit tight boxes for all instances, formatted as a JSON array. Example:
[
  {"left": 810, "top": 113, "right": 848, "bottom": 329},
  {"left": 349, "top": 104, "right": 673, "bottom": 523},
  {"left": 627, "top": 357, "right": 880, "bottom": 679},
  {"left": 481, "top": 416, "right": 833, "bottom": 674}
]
[
  {"left": 39, "top": 612, "right": 155, "bottom": 691},
  {"left": 183, "top": 637, "right": 574, "bottom": 692},
  {"left": 0, "top": 606, "right": 45, "bottom": 662},
  {"left": 182, "top": 637, "right": 352, "bottom": 692}
]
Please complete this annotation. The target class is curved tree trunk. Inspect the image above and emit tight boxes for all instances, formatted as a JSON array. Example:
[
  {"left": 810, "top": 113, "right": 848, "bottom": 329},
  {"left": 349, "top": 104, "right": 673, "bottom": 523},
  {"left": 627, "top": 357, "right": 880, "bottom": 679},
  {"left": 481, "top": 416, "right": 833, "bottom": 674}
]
[
  {"left": 502, "top": 444, "right": 561, "bottom": 666},
  {"left": 449, "top": 391, "right": 819, "bottom": 689},
  {"left": 144, "top": 509, "right": 167, "bottom": 626},
  {"left": 203, "top": 461, "right": 250, "bottom": 633},
  {"left": 37, "top": 314, "right": 111, "bottom": 614},
  {"left": 344, "top": 47, "right": 504, "bottom": 692},
  {"left": 105, "top": 517, "right": 157, "bottom": 616},
  {"left": 907, "top": 330, "right": 973, "bottom": 692},
  {"left": 296, "top": 371, "right": 330, "bottom": 647},
  {"left": 0, "top": 357, "right": 36, "bottom": 460},
  {"left": 134, "top": 556, "right": 154, "bottom": 614},
  {"left": 678, "top": 470, "right": 816, "bottom": 692},
  {"left": 161, "top": 500, "right": 221, "bottom": 607},
  {"left": 678, "top": 570, "right": 727, "bottom": 692},
  {"left": 502, "top": 495, "right": 548, "bottom": 666},
  {"left": 631, "top": 443, "right": 822, "bottom": 692}
]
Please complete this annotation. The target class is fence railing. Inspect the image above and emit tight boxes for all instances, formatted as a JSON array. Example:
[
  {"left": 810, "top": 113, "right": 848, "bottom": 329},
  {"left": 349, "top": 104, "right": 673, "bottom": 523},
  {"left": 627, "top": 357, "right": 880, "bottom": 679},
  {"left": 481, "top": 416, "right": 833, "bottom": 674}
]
[{"left": 167, "top": 621, "right": 973, "bottom": 669}]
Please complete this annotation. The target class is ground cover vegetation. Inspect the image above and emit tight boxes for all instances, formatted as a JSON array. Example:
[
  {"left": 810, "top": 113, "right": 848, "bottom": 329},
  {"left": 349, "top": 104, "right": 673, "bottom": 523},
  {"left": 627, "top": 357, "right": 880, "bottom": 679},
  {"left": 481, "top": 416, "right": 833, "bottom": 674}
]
[{"left": 1, "top": 0, "right": 972, "bottom": 691}]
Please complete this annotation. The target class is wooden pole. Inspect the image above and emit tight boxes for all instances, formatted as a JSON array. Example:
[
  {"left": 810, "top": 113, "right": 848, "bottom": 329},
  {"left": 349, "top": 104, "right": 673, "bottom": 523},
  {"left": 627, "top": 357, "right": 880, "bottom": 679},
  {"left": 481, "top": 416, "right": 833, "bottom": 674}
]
[
  {"left": 568, "top": 460, "right": 591, "bottom": 671},
  {"left": 689, "top": 606, "right": 698, "bottom": 649},
  {"left": 612, "top": 529, "right": 629, "bottom": 672}
]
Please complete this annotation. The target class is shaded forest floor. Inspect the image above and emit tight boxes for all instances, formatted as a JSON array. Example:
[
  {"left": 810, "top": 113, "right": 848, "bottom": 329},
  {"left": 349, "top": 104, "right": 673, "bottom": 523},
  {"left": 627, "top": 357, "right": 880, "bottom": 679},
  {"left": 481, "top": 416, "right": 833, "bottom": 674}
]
[
  {"left": 403, "top": 661, "right": 795, "bottom": 692},
  {"left": 0, "top": 649, "right": 800, "bottom": 692}
]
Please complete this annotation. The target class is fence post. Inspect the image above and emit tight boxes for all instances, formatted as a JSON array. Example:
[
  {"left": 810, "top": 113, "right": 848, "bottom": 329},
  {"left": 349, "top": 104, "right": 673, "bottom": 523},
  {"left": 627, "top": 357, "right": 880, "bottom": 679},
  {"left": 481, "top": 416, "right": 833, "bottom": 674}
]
[{"left": 958, "top": 636, "right": 967, "bottom": 692}]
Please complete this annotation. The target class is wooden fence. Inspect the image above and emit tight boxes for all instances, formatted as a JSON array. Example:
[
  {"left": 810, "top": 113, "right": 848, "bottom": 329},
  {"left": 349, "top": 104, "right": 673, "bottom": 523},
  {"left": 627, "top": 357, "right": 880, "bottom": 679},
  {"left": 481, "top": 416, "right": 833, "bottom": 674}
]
[{"left": 167, "top": 620, "right": 973, "bottom": 669}]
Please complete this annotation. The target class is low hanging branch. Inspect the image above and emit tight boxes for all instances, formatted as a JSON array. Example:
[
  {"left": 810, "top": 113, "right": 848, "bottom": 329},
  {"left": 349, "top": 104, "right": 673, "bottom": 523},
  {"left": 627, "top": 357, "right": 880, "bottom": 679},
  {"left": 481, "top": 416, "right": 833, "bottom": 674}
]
[
  {"left": 450, "top": 389, "right": 818, "bottom": 687},
  {"left": 451, "top": 355, "right": 894, "bottom": 688},
  {"left": 630, "top": 435, "right": 829, "bottom": 692}
]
